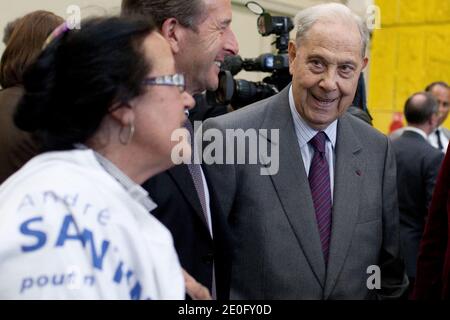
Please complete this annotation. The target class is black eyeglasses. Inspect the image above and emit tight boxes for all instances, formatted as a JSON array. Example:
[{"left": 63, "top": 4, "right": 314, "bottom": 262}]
[{"left": 143, "top": 73, "right": 185, "bottom": 93}]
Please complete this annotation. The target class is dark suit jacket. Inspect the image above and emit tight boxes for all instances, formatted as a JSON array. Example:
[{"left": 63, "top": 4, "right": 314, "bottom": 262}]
[
  {"left": 142, "top": 111, "right": 232, "bottom": 300},
  {"left": 203, "top": 85, "right": 408, "bottom": 299},
  {"left": 0, "top": 86, "right": 39, "bottom": 184},
  {"left": 392, "top": 130, "right": 443, "bottom": 278},
  {"left": 142, "top": 165, "right": 213, "bottom": 289},
  {"left": 189, "top": 93, "right": 228, "bottom": 122},
  {"left": 413, "top": 143, "right": 450, "bottom": 299}
]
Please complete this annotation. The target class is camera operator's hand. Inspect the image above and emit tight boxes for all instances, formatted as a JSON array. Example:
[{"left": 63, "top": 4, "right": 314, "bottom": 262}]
[{"left": 183, "top": 269, "right": 212, "bottom": 300}]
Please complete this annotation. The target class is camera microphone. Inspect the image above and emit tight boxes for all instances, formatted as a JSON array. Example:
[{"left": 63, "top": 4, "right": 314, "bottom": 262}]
[{"left": 222, "top": 55, "right": 244, "bottom": 76}]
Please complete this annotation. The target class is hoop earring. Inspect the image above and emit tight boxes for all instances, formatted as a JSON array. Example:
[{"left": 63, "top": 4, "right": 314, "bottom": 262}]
[{"left": 119, "top": 122, "right": 135, "bottom": 145}]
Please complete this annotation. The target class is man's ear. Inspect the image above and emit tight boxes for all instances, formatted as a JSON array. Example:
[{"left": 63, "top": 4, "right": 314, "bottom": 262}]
[
  {"left": 362, "top": 57, "right": 369, "bottom": 70},
  {"left": 161, "top": 18, "right": 184, "bottom": 54},
  {"left": 288, "top": 41, "right": 297, "bottom": 75}
]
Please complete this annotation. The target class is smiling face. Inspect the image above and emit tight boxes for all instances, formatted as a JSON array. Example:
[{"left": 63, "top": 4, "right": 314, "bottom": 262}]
[
  {"left": 288, "top": 19, "right": 368, "bottom": 130},
  {"left": 176, "top": 0, "right": 239, "bottom": 94}
]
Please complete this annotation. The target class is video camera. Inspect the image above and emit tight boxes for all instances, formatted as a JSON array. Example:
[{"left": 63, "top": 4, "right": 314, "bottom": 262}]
[{"left": 206, "top": 1, "right": 294, "bottom": 109}]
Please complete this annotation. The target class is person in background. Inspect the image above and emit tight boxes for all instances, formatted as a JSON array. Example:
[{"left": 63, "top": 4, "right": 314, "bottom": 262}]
[
  {"left": 346, "top": 106, "right": 372, "bottom": 125},
  {"left": 413, "top": 143, "right": 450, "bottom": 300},
  {"left": 390, "top": 81, "right": 449, "bottom": 145},
  {"left": 0, "top": 11, "right": 63, "bottom": 184},
  {"left": 347, "top": 73, "right": 373, "bottom": 126},
  {"left": 391, "top": 92, "right": 444, "bottom": 296},
  {"left": 2, "top": 17, "right": 20, "bottom": 46},
  {"left": 0, "top": 16, "right": 197, "bottom": 299},
  {"left": 121, "top": 0, "right": 239, "bottom": 299},
  {"left": 426, "top": 82, "right": 449, "bottom": 153}
]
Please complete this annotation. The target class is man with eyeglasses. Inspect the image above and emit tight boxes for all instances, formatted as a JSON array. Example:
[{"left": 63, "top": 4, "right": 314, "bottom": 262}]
[{"left": 121, "top": 0, "right": 239, "bottom": 300}]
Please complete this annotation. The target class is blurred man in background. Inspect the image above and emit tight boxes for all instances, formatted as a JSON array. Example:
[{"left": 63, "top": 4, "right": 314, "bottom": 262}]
[
  {"left": 426, "top": 82, "right": 449, "bottom": 153},
  {"left": 391, "top": 92, "right": 444, "bottom": 296}
]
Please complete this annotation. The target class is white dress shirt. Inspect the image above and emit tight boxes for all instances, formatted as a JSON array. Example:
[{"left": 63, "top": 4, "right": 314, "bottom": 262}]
[
  {"left": 288, "top": 85, "right": 337, "bottom": 202},
  {"left": 199, "top": 167, "right": 213, "bottom": 237},
  {"left": 428, "top": 127, "right": 449, "bottom": 154}
]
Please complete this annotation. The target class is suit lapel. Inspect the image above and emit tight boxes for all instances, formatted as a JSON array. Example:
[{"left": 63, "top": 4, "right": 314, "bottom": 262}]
[
  {"left": 167, "top": 164, "right": 209, "bottom": 228},
  {"left": 260, "top": 87, "right": 326, "bottom": 287},
  {"left": 324, "top": 114, "right": 364, "bottom": 298}
]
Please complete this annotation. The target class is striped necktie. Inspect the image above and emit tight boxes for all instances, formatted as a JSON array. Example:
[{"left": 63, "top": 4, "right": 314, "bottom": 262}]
[{"left": 308, "top": 131, "right": 332, "bottom": 264}]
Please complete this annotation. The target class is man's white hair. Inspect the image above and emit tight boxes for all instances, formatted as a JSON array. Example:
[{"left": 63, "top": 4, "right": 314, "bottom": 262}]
[{"left": 294, "top": 3, "right": 369, "bottom": 57}]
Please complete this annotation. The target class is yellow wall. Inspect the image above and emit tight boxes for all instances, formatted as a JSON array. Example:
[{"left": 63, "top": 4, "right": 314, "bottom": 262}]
[{"left": 369, "top": 0, "right": 450, "bottom": 134}]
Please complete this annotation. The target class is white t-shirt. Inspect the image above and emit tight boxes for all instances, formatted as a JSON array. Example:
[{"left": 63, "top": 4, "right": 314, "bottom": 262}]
[{"left": 0, "top": 149, "right": 184, "bottom": 299}]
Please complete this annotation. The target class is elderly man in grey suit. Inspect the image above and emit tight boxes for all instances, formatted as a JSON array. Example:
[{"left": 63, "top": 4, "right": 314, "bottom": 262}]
[{"left": 202, "top": 3, "right": 408, "bottom": 299}]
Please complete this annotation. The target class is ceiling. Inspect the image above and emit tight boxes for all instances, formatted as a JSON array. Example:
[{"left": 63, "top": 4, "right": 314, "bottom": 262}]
[{"left": 231, "top": 0, "right": 373, "bottom": 17}]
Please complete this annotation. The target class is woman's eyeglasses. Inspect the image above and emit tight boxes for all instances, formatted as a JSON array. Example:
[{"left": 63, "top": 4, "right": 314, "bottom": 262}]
[{"left": 143, "top": 73, "right": 185, "bottom": 93}]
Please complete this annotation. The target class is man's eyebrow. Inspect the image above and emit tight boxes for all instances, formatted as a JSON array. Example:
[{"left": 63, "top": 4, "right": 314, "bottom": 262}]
[
  {"left": 307, "top": 54, "right": 358, "bottom": 66},
  {"left": 220, "top": 19, "right": 232, "bottom": 27},
  {"left": 339, "top": 60, "right": 357, "bottom": 66},
  {"left": 306, "top": 54, "right": 328, "bottom": 62}
]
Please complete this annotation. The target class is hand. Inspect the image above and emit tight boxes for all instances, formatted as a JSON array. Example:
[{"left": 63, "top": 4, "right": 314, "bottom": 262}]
[{"left": 183, "top": 269, "right": 212, "bottom": 300}]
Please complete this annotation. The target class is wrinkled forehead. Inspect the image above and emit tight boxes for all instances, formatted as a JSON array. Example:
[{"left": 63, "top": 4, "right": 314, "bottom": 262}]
[
  {"left": 300, "top": 20, "right": 364, "bottom": 61},
  {"left": 198, "top": 0, "right": 232, "bottom": 23}
]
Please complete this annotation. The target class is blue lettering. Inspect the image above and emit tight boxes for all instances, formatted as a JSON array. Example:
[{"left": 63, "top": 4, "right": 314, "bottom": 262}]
[
  {"left": 81, "top": 229, "right": 109, "bottom": 270},
  {"left": 63, "top": 193, "right": 79, "bottom": 207},
  {"left": 18, "top": 194, "right": 35, "bottom": 211},
  {"left": 55, "top": 215, "right": 109, "bottom": 270},
  {"left": 37, "top": 275, "right": 49, "bottom": 287},
  {"left": 55, "top": 214, "right": 84, "bottom": 247},
  {"left": 20, "top": 278, "right": 33, "bottom": 293},
  {"left": 20, "top": 217, "right": 47, "bottom": 252},
  {"left": 113, "top": 261, "right": 124, "bottom": 283},
  {"left": 43, "top": 190, "right": 61, "bottom": 204},
  {"left": 126, "top": 270, "right": 134, "bottom": 281},
  {"left": 112, "top": 261, "right": 142, "bottom": 299},
  {"left": 130, "top": 282, "right": 142, "bottom": 300},
  {"left": 84, "top": 275, "right": 95, "bottom": 286},
  {"left": 52, "top": 274, "right": 65, "bottom": 286},
  {"left": 97, "top": 209, "right": 110, "bottom": 226},
  {"left": 82, "top": 203, "right": 92, "bottom": 215}
]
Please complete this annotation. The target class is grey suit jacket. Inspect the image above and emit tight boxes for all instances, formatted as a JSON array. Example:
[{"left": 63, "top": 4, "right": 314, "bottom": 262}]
[{"left": 203, "top": 86, "right": 408, "bottom": 299}]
